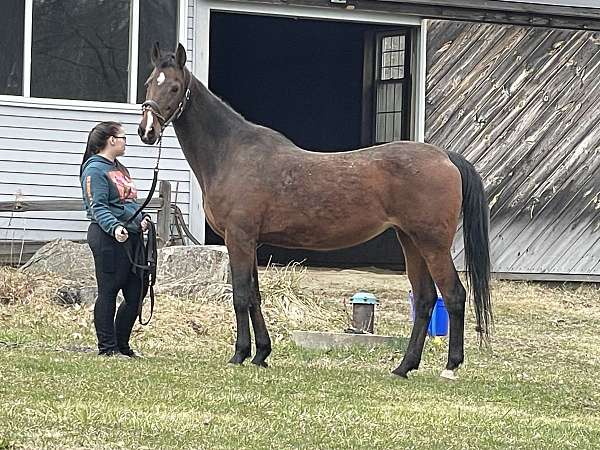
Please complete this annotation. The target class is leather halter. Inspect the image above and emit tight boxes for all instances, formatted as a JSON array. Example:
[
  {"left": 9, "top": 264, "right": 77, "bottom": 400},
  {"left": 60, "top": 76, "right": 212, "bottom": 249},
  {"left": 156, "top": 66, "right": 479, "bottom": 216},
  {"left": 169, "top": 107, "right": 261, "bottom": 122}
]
[{"left": 141, "top": 68, "right": 192, "bottom": 135}]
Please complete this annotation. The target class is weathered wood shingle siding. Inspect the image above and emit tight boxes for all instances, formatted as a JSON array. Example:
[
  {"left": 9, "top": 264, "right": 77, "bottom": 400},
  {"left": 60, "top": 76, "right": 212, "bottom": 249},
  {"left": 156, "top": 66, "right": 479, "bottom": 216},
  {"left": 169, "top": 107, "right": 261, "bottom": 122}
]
[{"left": 426, "top": 20, "right": 600, "bottom": 280}]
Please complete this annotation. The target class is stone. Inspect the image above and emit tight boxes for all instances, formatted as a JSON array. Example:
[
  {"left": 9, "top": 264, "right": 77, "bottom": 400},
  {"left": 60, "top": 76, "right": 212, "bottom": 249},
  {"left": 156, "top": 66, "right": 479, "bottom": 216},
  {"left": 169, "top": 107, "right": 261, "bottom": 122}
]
[
  {"left": 20, "top": 239, "right": 95, "bottom": 284},
  {"left": 154, "top": 245, "right": 232, "bottom": 299},
  {"left": 20, "top": 239, "right": 231, "bottom": 300},
  {"left": 156, "top": 244, "right": 231, "bottom": 284},
  {"left": 56, "top": 285, "right": 99, "bottom": 305}
]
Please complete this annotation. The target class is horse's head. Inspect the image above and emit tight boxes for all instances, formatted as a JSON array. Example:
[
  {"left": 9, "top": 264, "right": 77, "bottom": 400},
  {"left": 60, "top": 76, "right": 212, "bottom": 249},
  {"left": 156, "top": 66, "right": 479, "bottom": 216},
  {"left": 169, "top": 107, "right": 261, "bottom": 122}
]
[{"left": 138, "top": 42, "right": 189, "bottom": 145}]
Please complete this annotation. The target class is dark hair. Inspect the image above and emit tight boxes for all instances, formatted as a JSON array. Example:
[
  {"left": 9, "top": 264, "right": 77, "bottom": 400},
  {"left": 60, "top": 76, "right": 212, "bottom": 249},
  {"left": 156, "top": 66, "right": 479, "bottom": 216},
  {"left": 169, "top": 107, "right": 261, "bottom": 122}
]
[{"left": 80, "top": 121, "right": 130, "bottom": 177}]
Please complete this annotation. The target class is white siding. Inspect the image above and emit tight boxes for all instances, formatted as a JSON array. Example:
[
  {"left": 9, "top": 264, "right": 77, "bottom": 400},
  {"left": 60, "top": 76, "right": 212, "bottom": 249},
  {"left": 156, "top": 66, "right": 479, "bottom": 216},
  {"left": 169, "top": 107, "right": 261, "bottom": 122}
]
[
  {"left": 0, "top": 0, "right": 195, "bottom": 245},
  {"left": 187, "top": 0, "right": 195, "bottom": 69},
  {"left": 0, "top": 104, "right": 191, "bottom": 241}
]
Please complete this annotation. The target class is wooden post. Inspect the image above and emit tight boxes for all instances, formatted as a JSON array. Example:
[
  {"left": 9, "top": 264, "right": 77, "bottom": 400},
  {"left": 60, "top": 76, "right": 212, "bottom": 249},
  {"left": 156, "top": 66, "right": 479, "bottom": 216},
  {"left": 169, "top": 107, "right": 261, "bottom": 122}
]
[{"left": 156, "top": 180, "right": 172, "bottom": 247}]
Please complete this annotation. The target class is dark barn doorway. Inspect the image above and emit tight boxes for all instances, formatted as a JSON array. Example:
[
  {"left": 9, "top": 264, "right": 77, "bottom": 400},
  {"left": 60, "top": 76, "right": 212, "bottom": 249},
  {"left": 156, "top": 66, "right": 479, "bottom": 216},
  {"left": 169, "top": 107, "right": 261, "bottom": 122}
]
[{"left": 208, "top": 12, "right": 411, "bottom": 269}]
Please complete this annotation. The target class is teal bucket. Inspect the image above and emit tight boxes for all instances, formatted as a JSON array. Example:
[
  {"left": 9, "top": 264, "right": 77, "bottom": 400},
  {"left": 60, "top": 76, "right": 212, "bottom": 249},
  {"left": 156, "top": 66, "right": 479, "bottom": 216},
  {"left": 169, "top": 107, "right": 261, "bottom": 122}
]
[{"left": 408, "top": 291, "right": 449, "bottom": 337}]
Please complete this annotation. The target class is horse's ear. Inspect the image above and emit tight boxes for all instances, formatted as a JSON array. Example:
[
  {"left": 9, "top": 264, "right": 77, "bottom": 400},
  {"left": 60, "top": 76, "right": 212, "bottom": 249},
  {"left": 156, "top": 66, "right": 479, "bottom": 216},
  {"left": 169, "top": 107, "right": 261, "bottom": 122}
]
[
  {"left": 176, "top": 43, "right": 187, "bottom": 69},
  {"left": 151, "top": 42, "right": 161, "bottom": 66}
]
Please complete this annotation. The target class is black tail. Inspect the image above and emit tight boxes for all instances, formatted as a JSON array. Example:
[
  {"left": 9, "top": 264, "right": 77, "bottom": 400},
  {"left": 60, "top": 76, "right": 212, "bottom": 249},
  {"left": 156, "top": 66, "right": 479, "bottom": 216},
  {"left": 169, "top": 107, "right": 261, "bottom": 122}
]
[{"left": 447, "top": 151, "right": 493, "bottom": 340}]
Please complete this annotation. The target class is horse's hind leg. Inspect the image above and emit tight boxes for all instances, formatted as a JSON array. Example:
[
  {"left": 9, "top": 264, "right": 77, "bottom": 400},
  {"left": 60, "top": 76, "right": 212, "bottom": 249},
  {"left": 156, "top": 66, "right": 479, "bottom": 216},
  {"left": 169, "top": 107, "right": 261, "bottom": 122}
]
[
  {"left": 422, "top": 250, "right": 466, "bottom": 379},
  {"left": 392, "top": 229, "right": 438, "bottom": 378},
  {"left": 249, "top": 257, "right": 272, "bottom": 367}
]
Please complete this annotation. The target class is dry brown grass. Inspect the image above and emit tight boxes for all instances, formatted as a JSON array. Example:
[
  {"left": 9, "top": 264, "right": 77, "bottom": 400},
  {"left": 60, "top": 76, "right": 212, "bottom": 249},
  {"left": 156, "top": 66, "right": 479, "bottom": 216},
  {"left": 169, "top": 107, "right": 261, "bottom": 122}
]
[
  {"left": 0, "top": 267, "right": 69, "bottom": 306},
  {"left": 2, "top": 263, "right": 598, "bottom": 358},
  {"left": 0, "top": 263, "right": 350, "bottom": 354},
  {"left": 260, "top": 262, "right": 348, "bottom": 332},
  {"left": 135, "top": 262, "right": 350, "bottom": 353}
]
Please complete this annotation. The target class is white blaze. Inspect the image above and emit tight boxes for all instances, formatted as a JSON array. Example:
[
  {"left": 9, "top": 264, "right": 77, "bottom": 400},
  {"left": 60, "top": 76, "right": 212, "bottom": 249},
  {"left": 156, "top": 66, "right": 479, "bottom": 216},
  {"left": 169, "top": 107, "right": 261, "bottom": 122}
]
[
  {"left": 143, "top": 110, "right": 154, "bottom": 139},
  {"left": 157, "top": 72, "right": 166, "bottom": 86}
]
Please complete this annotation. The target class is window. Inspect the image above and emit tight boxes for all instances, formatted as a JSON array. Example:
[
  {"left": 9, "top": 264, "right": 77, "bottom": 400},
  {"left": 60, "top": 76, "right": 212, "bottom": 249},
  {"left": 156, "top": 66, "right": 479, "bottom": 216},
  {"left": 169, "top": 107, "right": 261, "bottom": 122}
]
[
  {"left": 0, "top": 0, "right": 25, "bottom": 96},
  {"left": 31, "top": 0, "right": 131, "bottom": 102},
  {"left": 2, "top": 0, "right": 180, "bottom": 104},
  {"left": 374, "top": 32, "right": 411, "bottom": 144},
  {"left": 138, "top": 1, "right": 178, "bottom": 103}
]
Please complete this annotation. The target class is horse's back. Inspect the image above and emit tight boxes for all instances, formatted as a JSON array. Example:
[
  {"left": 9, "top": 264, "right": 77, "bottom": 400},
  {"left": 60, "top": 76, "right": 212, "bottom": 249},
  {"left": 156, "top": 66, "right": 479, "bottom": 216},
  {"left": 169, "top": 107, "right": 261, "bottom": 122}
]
[{"left": 227, "top": 137, "right": 463, "bottom": 249}]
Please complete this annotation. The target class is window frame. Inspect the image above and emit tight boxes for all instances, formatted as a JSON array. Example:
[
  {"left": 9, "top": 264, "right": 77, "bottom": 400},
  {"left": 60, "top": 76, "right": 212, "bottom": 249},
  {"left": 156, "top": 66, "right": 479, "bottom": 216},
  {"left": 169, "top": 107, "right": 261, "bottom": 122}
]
[
  {"left": 361, "top": 27, "right": 414, "bottom": 147},
  {"left": 372, "top": 29, "right": 412, "bottom": 144},
  {"left": 2, "top": 0, "right": 185, "bottom": 110}
]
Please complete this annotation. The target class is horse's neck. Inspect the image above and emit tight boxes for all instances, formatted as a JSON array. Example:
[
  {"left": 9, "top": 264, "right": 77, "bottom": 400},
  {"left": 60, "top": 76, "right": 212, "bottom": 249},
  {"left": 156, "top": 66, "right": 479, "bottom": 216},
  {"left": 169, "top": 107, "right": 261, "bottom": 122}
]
[{"left": 173, "top": 76, "right": 254, "bottom": 191}]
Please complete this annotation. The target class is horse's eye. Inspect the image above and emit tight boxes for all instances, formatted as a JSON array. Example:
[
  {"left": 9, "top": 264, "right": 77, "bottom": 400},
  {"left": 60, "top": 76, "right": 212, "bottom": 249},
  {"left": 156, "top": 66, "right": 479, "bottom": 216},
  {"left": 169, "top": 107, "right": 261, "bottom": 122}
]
[{"left": 171, "top": 86, "right": 179, "bottom": 93}]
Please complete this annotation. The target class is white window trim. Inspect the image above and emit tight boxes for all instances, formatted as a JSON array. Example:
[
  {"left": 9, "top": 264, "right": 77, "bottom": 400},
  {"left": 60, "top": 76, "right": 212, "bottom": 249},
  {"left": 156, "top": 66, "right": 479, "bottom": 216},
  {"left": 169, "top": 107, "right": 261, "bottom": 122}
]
[
  {"left": 129, "top": 0, "right": 141, "bottom": 104},
  {"left": 414, "top": 21, "right": 427, "bottom": 143},
  {"left": 7, "top": 0, "right": 186, "bottom": 110},
  {"left": 179, "top": 0, "right": 188, "bottom": 47},
  {"left": 0, "top": 95, "right": 141, "bottom": 114},
  {"left": 23, "top": 0, "right": 33, "bottom": 98}
]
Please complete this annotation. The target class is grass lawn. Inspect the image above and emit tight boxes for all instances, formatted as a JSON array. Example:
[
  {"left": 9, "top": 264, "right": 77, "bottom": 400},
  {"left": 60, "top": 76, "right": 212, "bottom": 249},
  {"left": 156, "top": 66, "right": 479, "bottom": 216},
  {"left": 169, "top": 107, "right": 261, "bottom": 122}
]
[{"left": 1, "top": 266, "right": 599, "bottom": 449}]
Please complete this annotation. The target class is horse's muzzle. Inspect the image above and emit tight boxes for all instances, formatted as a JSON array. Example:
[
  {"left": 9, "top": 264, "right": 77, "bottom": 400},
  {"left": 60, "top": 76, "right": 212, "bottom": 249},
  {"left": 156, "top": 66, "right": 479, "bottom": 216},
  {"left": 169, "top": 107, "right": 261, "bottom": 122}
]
[
  {"left": 138, "top": 125, "right": 158, "bottom": 145},
  {"left": 139, "top": 110, "right": 159, "bottom": 145}
]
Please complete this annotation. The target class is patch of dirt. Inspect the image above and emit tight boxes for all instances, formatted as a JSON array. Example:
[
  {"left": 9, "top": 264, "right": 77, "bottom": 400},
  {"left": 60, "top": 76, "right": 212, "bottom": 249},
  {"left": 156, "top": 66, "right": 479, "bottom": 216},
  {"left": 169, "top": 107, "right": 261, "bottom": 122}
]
[{"left": 292, "top": 266, "right": 411, "bottom": 302}]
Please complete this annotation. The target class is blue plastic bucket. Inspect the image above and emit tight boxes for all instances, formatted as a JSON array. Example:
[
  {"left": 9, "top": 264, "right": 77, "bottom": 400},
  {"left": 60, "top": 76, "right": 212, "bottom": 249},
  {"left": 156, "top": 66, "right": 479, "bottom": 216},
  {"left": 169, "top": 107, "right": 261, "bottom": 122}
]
[
  {"left": 429, "top": 297, "right": 449, "bottom": 336},
  {"left": 408, "top": 291, "right": 449, "bottom": 337}
]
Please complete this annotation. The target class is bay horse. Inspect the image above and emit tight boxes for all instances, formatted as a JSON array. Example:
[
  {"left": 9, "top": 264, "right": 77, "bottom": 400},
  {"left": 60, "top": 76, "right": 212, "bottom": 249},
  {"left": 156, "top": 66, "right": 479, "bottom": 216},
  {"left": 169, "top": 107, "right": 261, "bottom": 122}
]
[{"left": 138, "top": 43, "right": 492, "bottom": 379}]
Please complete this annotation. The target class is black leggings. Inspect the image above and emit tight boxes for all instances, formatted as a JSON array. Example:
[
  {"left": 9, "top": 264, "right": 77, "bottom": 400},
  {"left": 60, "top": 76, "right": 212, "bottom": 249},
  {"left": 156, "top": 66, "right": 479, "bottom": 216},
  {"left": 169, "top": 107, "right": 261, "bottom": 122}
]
[{"left": 87, "top": 223, "right": 148, "bottom": 354}]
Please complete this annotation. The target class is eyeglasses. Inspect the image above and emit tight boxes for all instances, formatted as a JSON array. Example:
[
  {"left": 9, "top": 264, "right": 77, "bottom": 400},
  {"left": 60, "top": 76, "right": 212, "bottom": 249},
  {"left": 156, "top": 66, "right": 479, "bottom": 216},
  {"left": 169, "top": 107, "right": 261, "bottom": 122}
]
[{"left": 113, "top": 135, "right": 127, "bottom": 142}]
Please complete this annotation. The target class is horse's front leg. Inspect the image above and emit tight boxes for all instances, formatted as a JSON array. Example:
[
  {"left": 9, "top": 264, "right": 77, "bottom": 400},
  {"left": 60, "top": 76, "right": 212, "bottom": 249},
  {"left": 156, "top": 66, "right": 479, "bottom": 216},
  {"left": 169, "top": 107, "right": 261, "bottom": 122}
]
[
  {"left": 249, "top": 259, "right": 271, "bottom": 367},
  {"left": 226, "top": 235, "right": 256, "bottom": 365}
]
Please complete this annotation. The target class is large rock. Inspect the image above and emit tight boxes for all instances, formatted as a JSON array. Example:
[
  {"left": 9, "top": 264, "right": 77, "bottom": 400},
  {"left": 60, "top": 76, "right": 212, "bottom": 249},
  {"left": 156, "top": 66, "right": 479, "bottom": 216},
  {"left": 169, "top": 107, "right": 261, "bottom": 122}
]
[
  {"left": 157, "top": 245, "right": 230, "bottom": 284},
  {"left": 20, "top": 239, "right": 231, "bottom": 302},
  {"left": 20, "top": 239, "right": 95, "bottom": 283},
  {"left": 155, "top": 245, "right": 231, "bottom": 298},
  {"left": 20, "top": 239, "right": 97, "bottom": 305},
  {"left": 56, "top": 285, "right": 101, "bottom": 305}
]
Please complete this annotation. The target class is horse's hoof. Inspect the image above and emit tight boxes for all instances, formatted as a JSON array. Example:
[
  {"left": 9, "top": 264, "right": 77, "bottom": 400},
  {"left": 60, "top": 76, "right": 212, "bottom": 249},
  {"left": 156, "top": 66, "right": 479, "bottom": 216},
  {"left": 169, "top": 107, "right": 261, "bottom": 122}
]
[
  {"left": 391, "top": 368, "right": 408, "bottom": 379},
  {"left": 251, "top": 359, "right": 268, "bottom": 368},
  {"left": 440, "top": 369, "right": 458, "bottom": 381},
  {"left": 228, "top": 354, "right": 247, "bottom": 365}
]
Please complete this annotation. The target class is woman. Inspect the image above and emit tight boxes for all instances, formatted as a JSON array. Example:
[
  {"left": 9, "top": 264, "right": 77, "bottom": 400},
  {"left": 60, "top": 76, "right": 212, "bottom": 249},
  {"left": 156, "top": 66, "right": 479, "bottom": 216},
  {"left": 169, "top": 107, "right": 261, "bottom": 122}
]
[{"left": 80, "top": 121, "right": 150, "bottom": 357}]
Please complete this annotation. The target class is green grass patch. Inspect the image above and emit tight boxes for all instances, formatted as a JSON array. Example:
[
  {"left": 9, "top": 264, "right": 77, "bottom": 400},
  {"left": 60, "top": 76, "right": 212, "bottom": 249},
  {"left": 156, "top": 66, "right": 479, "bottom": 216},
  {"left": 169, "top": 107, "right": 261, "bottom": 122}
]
[{"left": 1, "top": 267, "right": 599, "bottom": 449}]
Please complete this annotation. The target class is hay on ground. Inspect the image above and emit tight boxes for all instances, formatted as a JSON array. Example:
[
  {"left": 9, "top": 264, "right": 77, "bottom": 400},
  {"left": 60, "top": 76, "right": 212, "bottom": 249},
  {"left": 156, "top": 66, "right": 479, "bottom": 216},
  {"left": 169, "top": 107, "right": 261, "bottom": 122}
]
[{"left": 0, "top": 267, "right": 68, "bottom": 305}]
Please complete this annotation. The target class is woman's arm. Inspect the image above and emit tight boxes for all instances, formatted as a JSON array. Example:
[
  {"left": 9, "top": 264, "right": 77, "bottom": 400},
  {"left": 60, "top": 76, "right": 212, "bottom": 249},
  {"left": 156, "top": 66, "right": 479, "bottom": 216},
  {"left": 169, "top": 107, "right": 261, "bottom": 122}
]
[{"left": 83, "top": 168, "right": 122, "bottom": 236}]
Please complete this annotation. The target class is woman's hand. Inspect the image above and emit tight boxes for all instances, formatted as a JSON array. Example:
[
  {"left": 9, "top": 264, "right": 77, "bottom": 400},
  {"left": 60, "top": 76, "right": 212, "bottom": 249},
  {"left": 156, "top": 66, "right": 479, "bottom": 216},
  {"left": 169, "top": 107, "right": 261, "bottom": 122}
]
[
  {"left": 114, "top": 225, "right": 129, "bottom": 242},
  {"left": 140, "top": 216, "right": 151, "bottom": 232}
]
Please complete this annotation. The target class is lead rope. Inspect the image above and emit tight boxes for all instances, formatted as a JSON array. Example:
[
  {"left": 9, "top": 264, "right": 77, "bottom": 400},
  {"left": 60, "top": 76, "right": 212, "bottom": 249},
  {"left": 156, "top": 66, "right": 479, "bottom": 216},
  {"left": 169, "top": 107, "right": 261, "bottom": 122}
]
[
  {"left": 129, "top": 68, "right": 192, "bottom": 325},
  {"left": 127, "top": 135, "right": 163, "bottom": 226},
  {"left": 124, "top": 134, "right": 163, "bottom": 325}
]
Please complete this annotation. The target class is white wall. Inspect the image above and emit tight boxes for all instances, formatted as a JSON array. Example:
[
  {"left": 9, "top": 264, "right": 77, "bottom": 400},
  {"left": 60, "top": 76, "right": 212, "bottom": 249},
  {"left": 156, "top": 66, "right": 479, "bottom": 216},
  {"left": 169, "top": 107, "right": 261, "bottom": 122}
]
[
  {"left": 0, "top": 103, "right": 190, "bottom": 241},
  {"left": 0, "top": 0, "right": 201, "bottom": 246}
]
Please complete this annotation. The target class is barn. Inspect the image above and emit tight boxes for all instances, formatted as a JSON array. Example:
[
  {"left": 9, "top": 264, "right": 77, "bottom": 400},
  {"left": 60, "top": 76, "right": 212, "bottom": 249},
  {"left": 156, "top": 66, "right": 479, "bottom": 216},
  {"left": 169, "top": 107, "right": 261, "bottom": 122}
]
[{"left": 1, "top": 0, "right": 598, "bottom": 281}]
